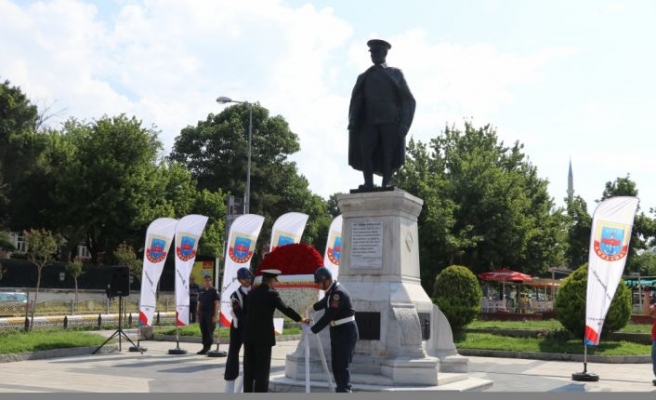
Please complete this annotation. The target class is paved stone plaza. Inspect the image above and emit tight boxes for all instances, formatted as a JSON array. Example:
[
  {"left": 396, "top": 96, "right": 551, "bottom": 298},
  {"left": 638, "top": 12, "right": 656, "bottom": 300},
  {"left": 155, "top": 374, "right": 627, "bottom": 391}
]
[{"left": 0, "top": 331, "right": 654, "bottom": 393}]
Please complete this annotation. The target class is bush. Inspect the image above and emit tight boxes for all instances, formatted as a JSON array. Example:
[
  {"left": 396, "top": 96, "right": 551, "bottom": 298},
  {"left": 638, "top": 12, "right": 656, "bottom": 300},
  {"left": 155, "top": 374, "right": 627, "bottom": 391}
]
[
  {"left": 554, "top": 264, "right": 631, "bottom": 340},
  {"left": 432, "top": 265, "right": 482, "bottom": 331}
]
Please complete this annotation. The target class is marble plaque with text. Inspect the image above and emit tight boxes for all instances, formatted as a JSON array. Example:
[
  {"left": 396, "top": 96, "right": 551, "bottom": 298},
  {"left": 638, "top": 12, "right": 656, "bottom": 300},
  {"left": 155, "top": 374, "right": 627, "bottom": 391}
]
[{"left": 350, "top": 221, "right": 383, "bottom": 269}]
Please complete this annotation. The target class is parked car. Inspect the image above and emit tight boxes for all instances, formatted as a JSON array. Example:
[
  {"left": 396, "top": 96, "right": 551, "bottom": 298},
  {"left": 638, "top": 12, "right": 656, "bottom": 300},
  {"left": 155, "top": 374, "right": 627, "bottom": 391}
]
[{"left": 0, "top": 291, "right": 27, "bottom": 304}]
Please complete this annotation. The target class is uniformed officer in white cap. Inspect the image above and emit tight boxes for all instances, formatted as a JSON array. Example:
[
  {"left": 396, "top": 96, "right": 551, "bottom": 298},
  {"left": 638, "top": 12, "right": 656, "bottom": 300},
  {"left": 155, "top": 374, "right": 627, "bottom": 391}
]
[{"left": 242, "top": 269, "right": 308, "bottom": 392}]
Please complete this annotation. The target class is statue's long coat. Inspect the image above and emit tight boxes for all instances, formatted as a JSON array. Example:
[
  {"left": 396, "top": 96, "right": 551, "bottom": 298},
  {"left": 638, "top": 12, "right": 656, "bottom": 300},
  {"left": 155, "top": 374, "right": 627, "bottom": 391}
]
[{"left": 347, "top": 65, "right": 416, "bottom": 175}]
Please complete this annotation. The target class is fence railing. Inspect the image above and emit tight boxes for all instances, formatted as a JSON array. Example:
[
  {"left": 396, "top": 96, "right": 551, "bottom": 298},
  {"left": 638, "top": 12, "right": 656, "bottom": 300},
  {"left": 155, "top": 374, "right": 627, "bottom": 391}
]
[{"left": 0, "top": 297, "right": 178, "bottom": 318}]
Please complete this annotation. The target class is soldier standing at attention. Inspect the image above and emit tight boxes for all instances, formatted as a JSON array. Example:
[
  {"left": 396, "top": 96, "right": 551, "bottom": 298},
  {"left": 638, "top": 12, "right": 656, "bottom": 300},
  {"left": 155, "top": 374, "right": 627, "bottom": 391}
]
[
  {"left": 223, "top": 267, "right": 252, "bottom": 393},
  {"left": 196, "top": 275, "right": 219, "bottom": 355}
]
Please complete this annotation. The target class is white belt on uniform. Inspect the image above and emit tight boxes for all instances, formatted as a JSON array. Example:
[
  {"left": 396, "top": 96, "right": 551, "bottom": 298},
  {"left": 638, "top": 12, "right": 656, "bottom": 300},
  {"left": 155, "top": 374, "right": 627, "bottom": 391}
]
[{"left": 330, "top": 315, "right": 355, "bottom": 327}]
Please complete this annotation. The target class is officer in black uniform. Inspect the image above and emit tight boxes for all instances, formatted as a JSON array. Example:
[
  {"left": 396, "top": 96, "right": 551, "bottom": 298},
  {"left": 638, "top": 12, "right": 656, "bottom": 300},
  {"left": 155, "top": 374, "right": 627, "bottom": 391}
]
[
  {"left": 223, "top": 267, "right": 252, "bottom": 393},
  {"left": 307, "top": 267, "right": 359, "bottom": 392},
  {"left": 242, "top": 269, "right": 307, "bottom": 392},
  {"left": 196, "top": 275, "right": 219, "bottom": 355}
]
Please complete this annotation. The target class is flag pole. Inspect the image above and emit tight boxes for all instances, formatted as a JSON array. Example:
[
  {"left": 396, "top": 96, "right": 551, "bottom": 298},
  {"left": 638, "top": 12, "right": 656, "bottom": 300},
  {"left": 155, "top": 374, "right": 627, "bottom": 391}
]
[
  {"left": 572, "top": 342, "right": 599, "bottom": 381},
  {"left": 208, "top": 256, "right": 227, "bottom": 357}
]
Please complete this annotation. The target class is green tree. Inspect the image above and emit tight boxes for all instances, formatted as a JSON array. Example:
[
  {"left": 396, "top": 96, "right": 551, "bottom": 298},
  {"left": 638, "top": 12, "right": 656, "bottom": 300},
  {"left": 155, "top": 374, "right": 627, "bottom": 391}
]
[
  {"left": 24, "top": 228, "right": 64, "bottom": 329},
  {"left": 0, "top": 231, "right": 13, "bottom": 282},
  {"left": 0, "top": 79, "right": 39, "bottom": 181},
  {"left": 0, "top": 80, "right": 51, "bottom": 229},
  {"left": 396, "top": 122, "right": 566, "bottom": 290},
  {"left": 65, "top": 260, "right": 85, "bottom": 304},
  {"left": 192, "top": 189, "right": 226, "bottom": 258},
  {"left": 113, "top": 242, "right": 142, "bottom": 281},
  {"left": 432, "top": 265, "right": 482, "bottom": 331},
  {"left": 554, "top": 264, "right": 631, "bottom": 339},
  {"left": 564, "top": 195, "right": 591, "bottom": 269},
  {"left": 45, "top": 115, "right": 179, "bottom": 263},
  {"left": 599, "top": 175, "right": 654, "bottom": 272},
  {"left": 170, "top": 103, "right": 330, "bottom": 251}
]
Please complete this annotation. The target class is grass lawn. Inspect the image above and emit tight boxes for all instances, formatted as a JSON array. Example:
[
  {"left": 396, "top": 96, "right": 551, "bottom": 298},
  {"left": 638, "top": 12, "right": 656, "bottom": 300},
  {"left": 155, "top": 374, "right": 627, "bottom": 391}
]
[
  {"left": 459, "top": 318, "right": 653, "bottom": 356},
  {"left": 0, "top": 319, "right": 649, "bottom": 357},
  {"left": 455, "top": 332, "right": 651, "bottom": 356},
  {"left": 153, "top": 324, "right": 302, "bottom": 337},
  {"left": 0, "top": 328, "right": 107, "bottom": 354}
]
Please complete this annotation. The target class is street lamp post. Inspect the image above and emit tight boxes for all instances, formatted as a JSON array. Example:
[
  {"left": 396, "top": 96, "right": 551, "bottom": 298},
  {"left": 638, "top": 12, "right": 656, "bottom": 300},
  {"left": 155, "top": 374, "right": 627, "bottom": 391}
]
[{"left": 216, "top": 96, "right": 252, "bottom": 215}]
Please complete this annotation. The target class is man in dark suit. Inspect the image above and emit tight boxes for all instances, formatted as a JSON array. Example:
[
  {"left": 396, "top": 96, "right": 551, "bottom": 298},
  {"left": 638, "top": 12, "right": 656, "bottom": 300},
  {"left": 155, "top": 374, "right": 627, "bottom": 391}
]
[
  {"left": 196, "top": 275, "right": 219, "bottom": 355},
  {"left": 306, "top": 267, "right": 359, "bottom": 392},
  {"left": 348, "top": 39, "right": 416, "bottom": 190},
  {"left": 242, "top": 269, "right": 307, "bottom": 392}
]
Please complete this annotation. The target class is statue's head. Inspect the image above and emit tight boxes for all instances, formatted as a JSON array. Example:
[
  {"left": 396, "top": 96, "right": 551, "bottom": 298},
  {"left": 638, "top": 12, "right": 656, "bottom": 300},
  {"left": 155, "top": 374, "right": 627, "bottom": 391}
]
[{"left": 367, "top": 39, "right": 391, "bottom": 65}]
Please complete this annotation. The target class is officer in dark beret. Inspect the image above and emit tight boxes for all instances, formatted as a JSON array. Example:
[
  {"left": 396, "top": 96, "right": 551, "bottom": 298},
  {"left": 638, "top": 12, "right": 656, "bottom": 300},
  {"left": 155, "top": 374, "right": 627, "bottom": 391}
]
[
  {"left": 305, "top": 267, "right": 359, "bottom": 392},
  {"left": 348, "top": 38, "right": 416, "bottom": 190},
  {"left": 223, "top": 267, "right": 252, "bottom": 393},
  {"left": 242, "top": 269, "right": 308, "bottom": 392}
]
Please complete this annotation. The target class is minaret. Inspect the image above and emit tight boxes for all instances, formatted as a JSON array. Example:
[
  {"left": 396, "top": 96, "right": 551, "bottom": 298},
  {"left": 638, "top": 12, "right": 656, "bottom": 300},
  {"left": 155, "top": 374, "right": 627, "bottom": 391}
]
[{"left": 567, "top": 159, "right": 574, "bottom": 200}]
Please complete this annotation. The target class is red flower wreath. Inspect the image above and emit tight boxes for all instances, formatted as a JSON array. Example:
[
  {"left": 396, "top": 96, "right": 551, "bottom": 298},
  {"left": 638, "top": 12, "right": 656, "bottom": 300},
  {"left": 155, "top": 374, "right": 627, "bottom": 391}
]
[{"left": 255, "top": 243, "right": 324, "bottom": 276}]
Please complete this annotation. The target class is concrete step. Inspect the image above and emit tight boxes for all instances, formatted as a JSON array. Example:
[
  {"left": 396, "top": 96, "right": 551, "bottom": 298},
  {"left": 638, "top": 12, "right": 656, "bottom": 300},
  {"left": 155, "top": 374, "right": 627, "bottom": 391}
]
[{"left": 269, "top": 373, "right": 493, "bottom": 393}]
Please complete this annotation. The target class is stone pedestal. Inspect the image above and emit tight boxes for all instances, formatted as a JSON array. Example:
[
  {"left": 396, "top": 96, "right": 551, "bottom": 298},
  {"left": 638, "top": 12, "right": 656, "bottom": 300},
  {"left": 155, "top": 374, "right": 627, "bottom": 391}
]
[{"left": 272, "top": 189, "right": 488, "bottom": 391}]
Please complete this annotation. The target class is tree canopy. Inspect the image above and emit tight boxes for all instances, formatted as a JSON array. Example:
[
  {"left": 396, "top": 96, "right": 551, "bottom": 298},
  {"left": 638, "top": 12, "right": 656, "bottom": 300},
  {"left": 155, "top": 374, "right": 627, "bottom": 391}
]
[
  {"left": 170, "top": 103, "right": 330, "bottom": 254},
  {"left": 395, "top": 122, "right": 566, "bottom": 290}
]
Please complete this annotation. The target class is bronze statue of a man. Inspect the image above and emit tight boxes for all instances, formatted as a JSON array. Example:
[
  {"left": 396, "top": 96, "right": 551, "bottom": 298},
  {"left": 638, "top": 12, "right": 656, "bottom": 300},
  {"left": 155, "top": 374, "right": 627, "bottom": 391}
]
[{"left": 348, "top": 39, "right": 416, "bottom": 190}]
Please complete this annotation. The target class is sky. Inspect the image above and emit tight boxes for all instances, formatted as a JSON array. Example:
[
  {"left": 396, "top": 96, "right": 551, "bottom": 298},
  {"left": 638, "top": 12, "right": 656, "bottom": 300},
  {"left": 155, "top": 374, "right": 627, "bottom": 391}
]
[{"left": 2, "top": 0, "right": 656, "bottom": 213}]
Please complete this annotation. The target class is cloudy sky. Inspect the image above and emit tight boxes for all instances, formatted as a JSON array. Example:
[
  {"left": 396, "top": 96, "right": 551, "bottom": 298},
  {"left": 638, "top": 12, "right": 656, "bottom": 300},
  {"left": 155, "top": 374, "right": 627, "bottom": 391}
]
[{"left": 2, "top": 0, "right": 655, "bottom": 213}]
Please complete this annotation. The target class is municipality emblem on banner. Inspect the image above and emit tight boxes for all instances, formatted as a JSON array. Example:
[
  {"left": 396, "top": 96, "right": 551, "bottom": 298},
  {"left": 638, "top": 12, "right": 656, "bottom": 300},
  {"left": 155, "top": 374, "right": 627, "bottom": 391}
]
[
  {"left": 271, "top": 232, "right": 297, "bottom": 251},
  {"left": 176, "top": 234, "right": 198, "bottom": 261},
  {"left": 593, "top": 224, "right": 629, "bottom": 262},
  {"left": 146, "top": 236, "right": 168, "bottom": 263},
  {"left": 229, "top": 235, "right": 254, "bottom": 263},
  {"left": 327, "top": 232, "right": 342, "bottom": 265}
]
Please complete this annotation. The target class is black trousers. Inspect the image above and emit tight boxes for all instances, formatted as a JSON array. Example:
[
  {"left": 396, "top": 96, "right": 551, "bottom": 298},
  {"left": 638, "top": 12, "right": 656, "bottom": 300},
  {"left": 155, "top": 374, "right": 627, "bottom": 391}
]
[
  {"left": 243, "top": 342, "right": 273, "bottom": 392},
  {"left": 224, "top": 325, "right": 244, "bottom": 380},
  {"left": 198, "top": 314, "right": 215, "bottom": 348},
  {"left": 330, "top": 322, "right": 359, "bottom": 392}
]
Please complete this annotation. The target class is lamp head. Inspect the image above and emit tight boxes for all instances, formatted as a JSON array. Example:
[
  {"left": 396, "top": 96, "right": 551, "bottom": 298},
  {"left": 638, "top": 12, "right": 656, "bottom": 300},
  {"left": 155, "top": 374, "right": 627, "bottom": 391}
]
[{"left": 216, "top": 96, "right": 233, "bottom": 104}]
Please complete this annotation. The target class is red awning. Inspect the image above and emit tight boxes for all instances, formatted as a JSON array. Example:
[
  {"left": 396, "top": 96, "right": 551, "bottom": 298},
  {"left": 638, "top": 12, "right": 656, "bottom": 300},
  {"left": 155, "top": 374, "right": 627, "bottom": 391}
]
[{"left": 478, "top": 268, "right": 532, "bottom": 283}]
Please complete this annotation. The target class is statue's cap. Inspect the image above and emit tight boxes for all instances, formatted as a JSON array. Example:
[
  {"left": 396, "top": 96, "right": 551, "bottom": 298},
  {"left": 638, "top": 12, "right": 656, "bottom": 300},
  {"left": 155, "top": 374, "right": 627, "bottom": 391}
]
[{"left": 367, "top": 39, "right": 391, "bottom": 50}]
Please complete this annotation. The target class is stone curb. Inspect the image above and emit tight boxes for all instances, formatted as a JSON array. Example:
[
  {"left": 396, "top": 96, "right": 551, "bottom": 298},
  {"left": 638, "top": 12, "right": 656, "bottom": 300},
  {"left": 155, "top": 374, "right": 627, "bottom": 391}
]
[
  {"left": 0, "top": 345, "right": 117, "bottom": 363},
  {"left": 0, "top": 335, "right": 648, "bottom": 364},
  {"left": 458, "top": 348, "right": 652, "bottom": 364},
  {"left": 152, "top": 333, "right": 303, "bottom": 343}
]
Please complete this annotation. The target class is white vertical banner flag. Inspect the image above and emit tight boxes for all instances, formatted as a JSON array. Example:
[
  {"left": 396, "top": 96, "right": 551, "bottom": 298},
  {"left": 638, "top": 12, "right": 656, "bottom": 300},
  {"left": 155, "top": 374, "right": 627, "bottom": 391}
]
[
  {"left": 219, "top": 214, "right": 265, "bottom": 328},
  {"left": 319, "top": 215, "right": 343, "bottom": 300},
  {"left": 138, "top": 217, "right": 178, "bottom": 327},
  {"left": 174, "top": 214, "right": 209, "bottom": 326},
  {"left": 269, "top": 212, "right": 309, "bottom": 252},
  {"left": 584, "top": 196, "right": 639, "bottom": 345}
]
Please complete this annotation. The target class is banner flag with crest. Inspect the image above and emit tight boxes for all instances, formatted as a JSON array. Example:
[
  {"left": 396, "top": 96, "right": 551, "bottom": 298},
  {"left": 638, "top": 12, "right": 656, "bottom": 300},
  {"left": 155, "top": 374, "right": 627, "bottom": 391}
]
[
  {"left": 174, "top": 214, "right": 209, "bottom": 326},
  {"left": 319, "top": 215, "right": 343, "bottom": 300},
  {"left": 138, "top": 217, "right": 178, "bottom": 327},
  {"left": 220, "top": 214, "right": 265, "bottom": 328},
  {"left": 268, "top": 212, "right": 309, "bottom": 252},
  {"left": 584, "top": 196, "right": 639, "bottom": 345}
]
